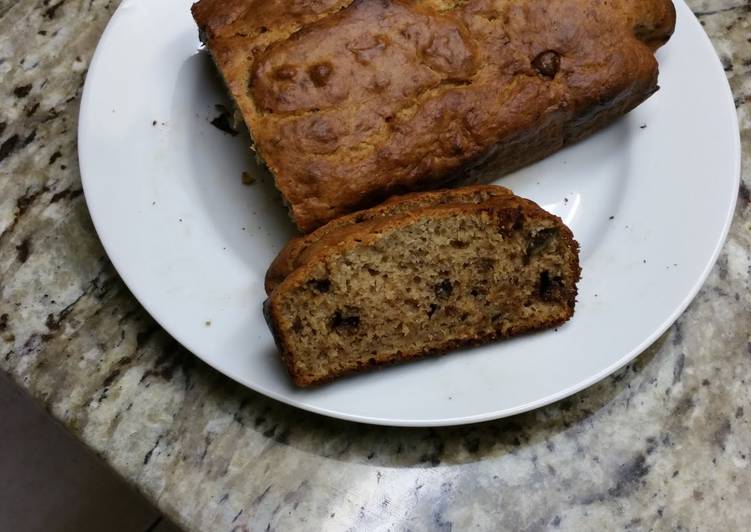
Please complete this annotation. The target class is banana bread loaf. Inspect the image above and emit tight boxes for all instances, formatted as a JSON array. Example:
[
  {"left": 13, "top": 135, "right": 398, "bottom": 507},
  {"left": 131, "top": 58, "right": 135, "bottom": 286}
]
[
  {"left": 264, "top": 186, "right": 581, "bottom": 387},
  {"left": 192, "top": 0, "right": 675, "bottom": 232}
]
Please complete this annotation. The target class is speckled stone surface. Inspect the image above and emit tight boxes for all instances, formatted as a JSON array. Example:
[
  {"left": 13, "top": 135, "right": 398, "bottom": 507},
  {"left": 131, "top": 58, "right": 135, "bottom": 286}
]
[{"left": 0, "top": 1, "right": 749, "bottom": 531}]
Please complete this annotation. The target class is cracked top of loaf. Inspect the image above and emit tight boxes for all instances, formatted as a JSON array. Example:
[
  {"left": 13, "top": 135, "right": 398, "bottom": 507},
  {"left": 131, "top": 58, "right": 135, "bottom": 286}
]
[{"left": 192, "top": 0, "right": 675, "bottom": 232}]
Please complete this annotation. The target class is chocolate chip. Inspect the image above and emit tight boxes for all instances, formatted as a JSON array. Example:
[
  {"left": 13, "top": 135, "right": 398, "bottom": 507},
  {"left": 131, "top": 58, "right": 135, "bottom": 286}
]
[
  {"left": 498, "top": 208, "right": 524, "bottom": 236},
  {"left": 273, "top": 64, "right": 297, "bottom": 81},
  {"left": 427, "top": 304, "right": 439, "bottom": 318},
  {"left": 330, "top": 309, "right": 360, "bottom": 330},
  {"left": 532, "top": 51, "right": 561, "bottom": 80},
  {"left": 525, "top": 228, "right": 559, "bottom": 262},
  {"left": 309, "top": 279, "right": 331, "bottom": 293},
  {"left": 450, "top": 239, "right": 469, "bottom": 249},
  {"left": 434, "top": 280, "right": 453, "bottom": 299},
  {"left": 308, "top": 62, "right": 333, "bottom": 87},
  {"left": 539, "top": 271, "right": 564, "bottom": 302}
]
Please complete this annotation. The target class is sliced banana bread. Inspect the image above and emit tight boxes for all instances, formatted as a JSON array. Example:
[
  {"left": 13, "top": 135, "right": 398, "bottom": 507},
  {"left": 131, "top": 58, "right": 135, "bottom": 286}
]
[{"left": 264, "top": 187, "right": 581, "bottom": 387}]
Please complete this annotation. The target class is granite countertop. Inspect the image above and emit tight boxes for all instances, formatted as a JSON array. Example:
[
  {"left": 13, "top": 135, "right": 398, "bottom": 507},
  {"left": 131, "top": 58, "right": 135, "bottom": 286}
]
[{"left": 1, "top": 1, "right": 749, "bottom": 530}]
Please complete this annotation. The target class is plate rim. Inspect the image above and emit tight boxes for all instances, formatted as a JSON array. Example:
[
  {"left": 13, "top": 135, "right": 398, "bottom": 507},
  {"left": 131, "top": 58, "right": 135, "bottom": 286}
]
[{"left": 78, "top": 0, "right": 741, "bottom": 427}]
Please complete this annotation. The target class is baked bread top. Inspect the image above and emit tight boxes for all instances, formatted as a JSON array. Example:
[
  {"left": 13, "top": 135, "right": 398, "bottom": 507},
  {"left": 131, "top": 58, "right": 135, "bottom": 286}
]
[{"left": 193, "top": 0, "right": 675, "bottom": 231}]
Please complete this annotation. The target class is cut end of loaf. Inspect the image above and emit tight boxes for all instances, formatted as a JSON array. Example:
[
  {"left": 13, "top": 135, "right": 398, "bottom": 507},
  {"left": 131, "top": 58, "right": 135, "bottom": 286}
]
[{"left": 265, "top": 195, "right": 580, "bottom": 387}]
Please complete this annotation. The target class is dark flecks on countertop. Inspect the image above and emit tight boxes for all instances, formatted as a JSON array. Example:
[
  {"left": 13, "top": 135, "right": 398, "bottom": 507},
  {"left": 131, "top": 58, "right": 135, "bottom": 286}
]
[
  {"left": 672, "top": 396, "right": 695, "bottom": 418},
  {"left": 739, "top": 181, "right": 750, "bottom": 205},
  {"left": 135, "top": 324, "right": 160, "bottom": 350},
  {"left": 43, "top": 0, "right": 66, "bottom": 19},
  {"left": 45, "top": 312, "right": 63, "bottom": 331},
  {"left": 13, "top": 84, "right": 32, "bottom": 97},
  {"left": 419, "top": 440, "right": 445, "bottom": 467},
  {"left": 607, "top": 454, "right": 650, "bottom": 498},
  {"left": 15, "top": 238, "right": 31, "bottom": 263},
  {"left": 717, "top": 255, "right": 729, "bottom": 280},
  {"left": 713, "top": 418, "right": 732, "bottom": 450},
  {"left": 25, "top": 102, "right": 40, "bottom": 117},
  {"left": 101, "top": 368, "right": 120, "bottom": 389},
  {"left": 0, "top": 134, "right": 20, "bottom": 163},
  {"left": 22, "top": 130, "right": 37, "bottom": 148},
  {"left": 49, "top": 187, "right": 82, "bottom": 203},
  {"left": 48, "top": 150, "right": 62, "bottom": 165},
  {"left": 142, "top": 436, "right": 162, "bottom": 465},
  {"left": 672, "top": 322, "right": 684, "bottom": 346}
]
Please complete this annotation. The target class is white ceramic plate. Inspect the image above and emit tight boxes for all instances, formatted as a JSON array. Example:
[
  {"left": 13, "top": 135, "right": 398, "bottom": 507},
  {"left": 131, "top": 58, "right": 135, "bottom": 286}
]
[{"left": 79, "top": 0, "right": 740, "bottom": 427}]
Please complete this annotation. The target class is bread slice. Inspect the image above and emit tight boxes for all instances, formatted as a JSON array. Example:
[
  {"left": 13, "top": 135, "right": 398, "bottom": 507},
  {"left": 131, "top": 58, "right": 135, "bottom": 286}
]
[
  {"left": 264, "top": 187, "right": 580, "bottom": 387},
  {"left": 192, "top": 0, "right": 675, "bottom": 232}
]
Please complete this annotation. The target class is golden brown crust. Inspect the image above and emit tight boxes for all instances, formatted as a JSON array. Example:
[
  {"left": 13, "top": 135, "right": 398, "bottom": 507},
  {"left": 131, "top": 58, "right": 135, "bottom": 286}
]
[
  {"left": 285, "top": 193, "right": 563, "bottom": 286},
  {"left": 193, "top": 0, "right": 675, "bottom": 232},
  {"left": 264, "top": 184, "right": 513, "bottom": 294},
  {"left": 264, "top": 188, "right": 581, "bottom": 387}
]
